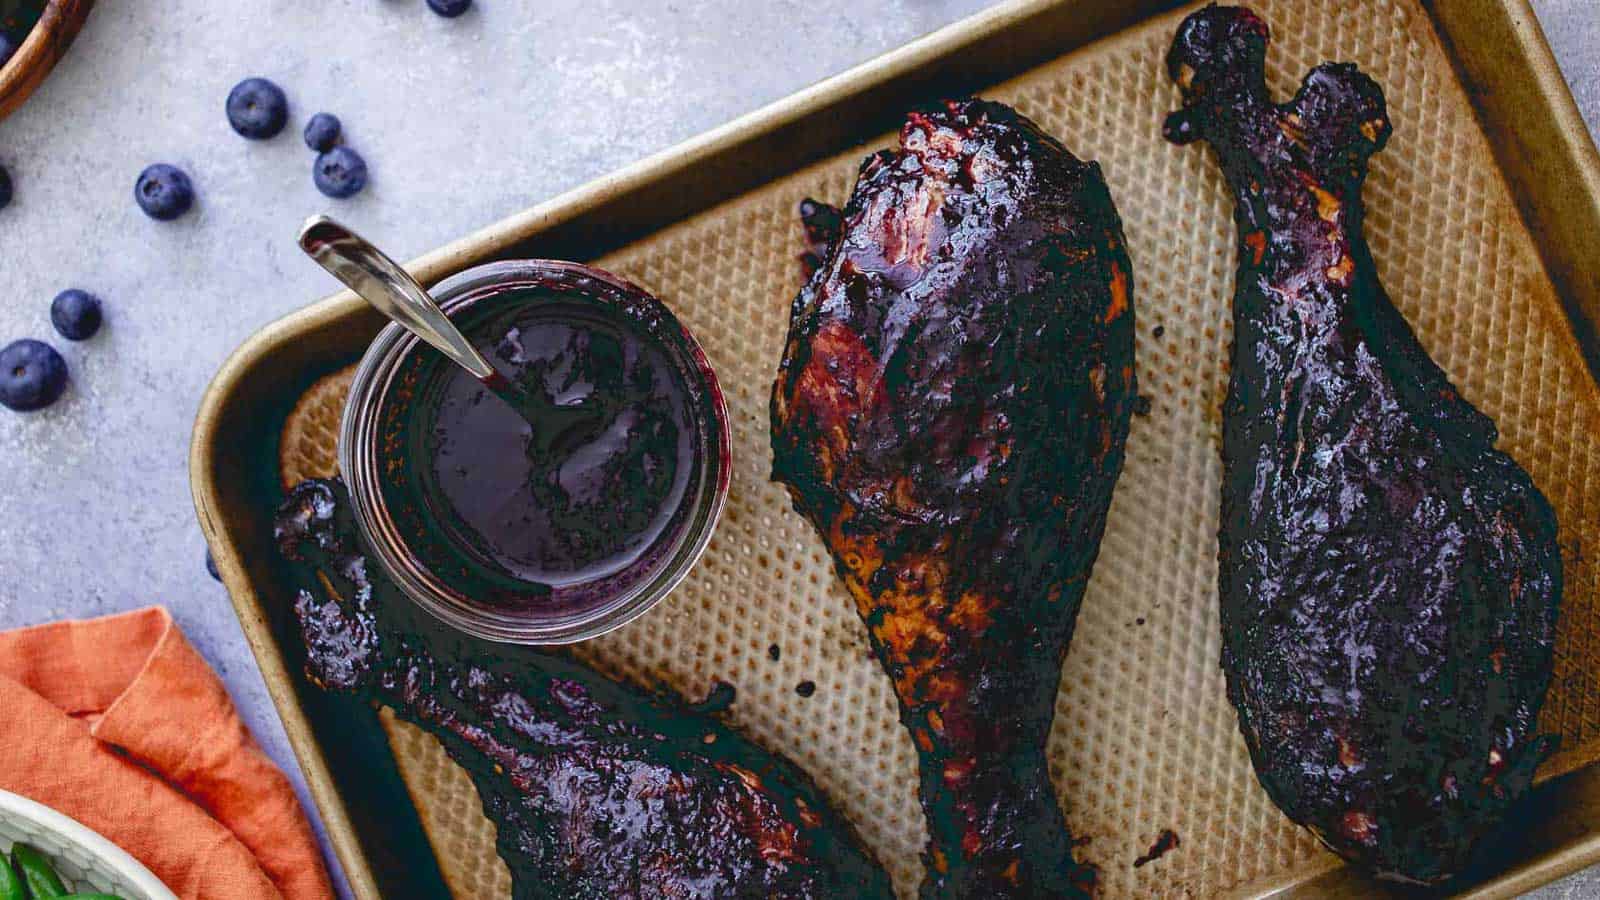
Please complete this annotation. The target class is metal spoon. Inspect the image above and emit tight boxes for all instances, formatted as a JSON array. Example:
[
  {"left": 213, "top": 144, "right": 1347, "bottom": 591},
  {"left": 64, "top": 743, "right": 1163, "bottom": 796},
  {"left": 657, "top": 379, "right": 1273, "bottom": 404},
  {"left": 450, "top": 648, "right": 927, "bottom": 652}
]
[{"left": 297, "top": 214, "right": 527, "bottom": 405}]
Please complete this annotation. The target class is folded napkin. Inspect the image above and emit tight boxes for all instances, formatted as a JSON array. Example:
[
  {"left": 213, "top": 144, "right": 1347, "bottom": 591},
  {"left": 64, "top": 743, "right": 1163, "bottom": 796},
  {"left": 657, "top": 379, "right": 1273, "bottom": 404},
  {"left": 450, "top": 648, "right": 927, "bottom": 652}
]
[{"left": 0, "top": 606, "right": 334, "bottom": 900}]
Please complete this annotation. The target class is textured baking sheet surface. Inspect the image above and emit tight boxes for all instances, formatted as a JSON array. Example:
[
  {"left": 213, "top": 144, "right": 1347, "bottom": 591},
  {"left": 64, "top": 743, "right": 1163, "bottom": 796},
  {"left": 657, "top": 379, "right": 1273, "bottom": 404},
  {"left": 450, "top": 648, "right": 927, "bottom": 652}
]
[{"left": 277, "top": 0, "right": 1600, "bottom": 895}]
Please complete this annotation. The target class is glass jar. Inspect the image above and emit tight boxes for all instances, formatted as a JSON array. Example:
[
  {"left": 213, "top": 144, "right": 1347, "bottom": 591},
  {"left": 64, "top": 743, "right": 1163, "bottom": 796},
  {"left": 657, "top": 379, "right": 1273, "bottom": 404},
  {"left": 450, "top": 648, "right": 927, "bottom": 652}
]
[{"left": 338, "top": 259, "right": 731, "bottom": 644}]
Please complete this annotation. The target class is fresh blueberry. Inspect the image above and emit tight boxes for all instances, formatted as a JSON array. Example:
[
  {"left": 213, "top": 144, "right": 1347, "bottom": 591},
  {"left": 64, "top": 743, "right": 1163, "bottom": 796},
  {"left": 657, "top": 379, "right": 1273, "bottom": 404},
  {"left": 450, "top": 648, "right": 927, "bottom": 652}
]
[
  {"left": 50, "top": 289, "right": 102, "bottom": 341},
  {"left": 205, "top": 549, "right": 221, "bottom": 581},
  {"left": 313, "top": 146, "right": 368, "bottom": 199},
  {"left": 0, "top": 164, "right": 11, "bottom": 210},
  {"left": 134, "top": 164, "right": 194, "bottom": 220},
  {"left": 0, "top": 339, "right": 68, "bottom": 412},
  {"left": 426, "top": 0, "right": 472, "bottom": 17},
  {"left": 303, "top": 112, "right": 342, "bottom": 152},
  {"left": 0, "top": 31, "right": 18, "bottom": 69},
  {"left": 226, "top": 77, "right": 289, "bottom": 139}
]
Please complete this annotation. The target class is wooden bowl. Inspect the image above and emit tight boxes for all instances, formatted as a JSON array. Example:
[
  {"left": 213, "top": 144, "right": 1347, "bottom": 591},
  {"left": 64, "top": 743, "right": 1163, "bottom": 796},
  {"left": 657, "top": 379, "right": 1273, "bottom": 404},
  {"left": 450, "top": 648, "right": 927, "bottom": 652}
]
[{"left": 0, "top": 0, "right": 95, "bottom": 121}]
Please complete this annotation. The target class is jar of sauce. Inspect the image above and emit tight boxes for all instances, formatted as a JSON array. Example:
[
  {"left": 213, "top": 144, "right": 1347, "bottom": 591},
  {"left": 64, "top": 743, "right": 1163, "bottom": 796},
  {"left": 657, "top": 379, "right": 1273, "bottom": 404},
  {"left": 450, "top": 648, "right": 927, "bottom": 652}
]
[{"left": 339, "top": 260, "right": 730, "bottom": 644}]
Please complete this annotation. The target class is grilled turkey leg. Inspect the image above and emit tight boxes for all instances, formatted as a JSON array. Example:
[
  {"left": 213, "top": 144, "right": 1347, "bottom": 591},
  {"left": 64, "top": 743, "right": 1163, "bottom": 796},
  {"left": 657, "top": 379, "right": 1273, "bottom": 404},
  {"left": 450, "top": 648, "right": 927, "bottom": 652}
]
[
  {"left": 1166, "top": 5, "right": 1562, "bottom": 884},
  {"left": 771, "top": 99, "right": 1136, "bottom": 898},
  {"left": 274, "top": 479, "right": 894, "bottom": 900}
]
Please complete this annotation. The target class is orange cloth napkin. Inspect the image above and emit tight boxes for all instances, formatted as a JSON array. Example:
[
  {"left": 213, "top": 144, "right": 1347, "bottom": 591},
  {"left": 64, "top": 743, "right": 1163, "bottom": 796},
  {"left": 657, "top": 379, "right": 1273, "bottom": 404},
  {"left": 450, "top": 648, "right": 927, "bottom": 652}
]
[{"left": 0, "top": 606, "right": 334, "bottom": 900}]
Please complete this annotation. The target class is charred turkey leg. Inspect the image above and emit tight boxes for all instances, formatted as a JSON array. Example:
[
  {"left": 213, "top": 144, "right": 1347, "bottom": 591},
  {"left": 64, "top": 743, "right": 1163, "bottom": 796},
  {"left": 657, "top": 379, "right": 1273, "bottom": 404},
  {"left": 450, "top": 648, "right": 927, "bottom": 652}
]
[
  {"left": 771, "top": 99, "right": 1136, "bottom": 898},
  {"left": 1166, "top": 5, "right": 1562, "bottom": 884},
  {"left": 274, "top": 479, "right": 894, "bottom": 900}
]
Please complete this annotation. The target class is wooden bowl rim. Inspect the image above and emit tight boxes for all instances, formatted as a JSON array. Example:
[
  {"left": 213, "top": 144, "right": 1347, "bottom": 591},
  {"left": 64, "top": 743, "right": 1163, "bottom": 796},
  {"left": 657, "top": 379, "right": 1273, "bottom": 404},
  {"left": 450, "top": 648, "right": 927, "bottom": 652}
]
[{"left": 0, "top": 0, "right": 96, "bottom": 120}]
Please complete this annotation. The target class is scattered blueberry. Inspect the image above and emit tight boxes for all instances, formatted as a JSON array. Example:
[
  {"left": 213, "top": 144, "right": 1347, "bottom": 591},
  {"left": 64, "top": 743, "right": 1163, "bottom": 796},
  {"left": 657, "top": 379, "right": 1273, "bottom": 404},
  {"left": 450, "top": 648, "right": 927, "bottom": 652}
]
[
  {"left": 795, "top": 680, "right": 817, "bottom": 698},
  {"left": 303, "top": 112, "right": 342, "bottom": 152},
  {"left": 313, "top": 146, "right": 368, "bottom": 198},
  {"left": 0, "top": 339, "right": 68, "bottom": 412},
  {"left": 206, "top": 549, "right": 221, "bottom": 582},
  {"left": 134, "top": 164, "right": 195, "bottom": 220},
  {"left": 50, "top": 289, "right": 102, "bottom": 341},
  {"left": 0, "top": 32, "right": 18, "bottom": 69},
  {"left": 767, "top": 643, "right": 781, "bottom": 662},
  {"left": 426, "top": 0, "right": 472, "bottom": 17},
  {"left": 226, "top": 77, "right": 289, "bottom": 139},
  {"left": 0, "top": 164, "right": 11, "bottom": 210}
]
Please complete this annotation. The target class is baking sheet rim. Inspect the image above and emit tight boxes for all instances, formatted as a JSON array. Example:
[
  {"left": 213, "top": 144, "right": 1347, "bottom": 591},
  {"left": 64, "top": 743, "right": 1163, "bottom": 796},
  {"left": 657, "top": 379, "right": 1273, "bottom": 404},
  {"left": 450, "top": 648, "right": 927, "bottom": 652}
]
[{"left": 189, "top": 0, "right": 1600, "bottom": 896}]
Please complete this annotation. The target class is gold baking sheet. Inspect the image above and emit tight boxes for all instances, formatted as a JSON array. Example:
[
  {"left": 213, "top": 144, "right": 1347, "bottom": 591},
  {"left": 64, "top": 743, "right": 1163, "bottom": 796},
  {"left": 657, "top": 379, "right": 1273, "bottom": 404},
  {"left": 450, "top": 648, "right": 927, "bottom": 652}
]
[{"left": 267, "top": 1, "right": 1600, "bottom": 896}]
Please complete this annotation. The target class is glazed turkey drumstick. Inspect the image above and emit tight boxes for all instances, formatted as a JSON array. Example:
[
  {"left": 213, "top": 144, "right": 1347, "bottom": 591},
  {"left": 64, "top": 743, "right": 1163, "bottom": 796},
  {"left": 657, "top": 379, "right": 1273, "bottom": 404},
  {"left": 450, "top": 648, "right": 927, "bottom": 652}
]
[
  {"left": 275, "top": 479, "right": 894, "bottom": 900},
  {"left": 1166, "top": 6, "right": 1562, "bottom": 884},
  {"left": 772, "top": 99, "right": 1136, "bottom": 897}
]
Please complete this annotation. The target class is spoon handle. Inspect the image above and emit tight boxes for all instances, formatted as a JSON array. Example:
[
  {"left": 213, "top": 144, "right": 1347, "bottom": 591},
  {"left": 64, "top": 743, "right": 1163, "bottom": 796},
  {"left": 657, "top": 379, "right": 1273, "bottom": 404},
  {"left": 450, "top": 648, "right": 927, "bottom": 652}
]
[{"left": 297, "top": 215, "right": 499, "bottom": 383}]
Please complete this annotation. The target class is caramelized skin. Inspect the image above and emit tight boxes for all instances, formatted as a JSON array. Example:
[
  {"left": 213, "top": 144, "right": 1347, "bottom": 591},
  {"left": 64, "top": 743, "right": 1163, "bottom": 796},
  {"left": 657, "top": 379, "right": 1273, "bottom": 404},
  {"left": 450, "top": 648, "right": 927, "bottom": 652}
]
[
  {"left": 1166, "top": 6, "right": 1562, "bottom": 884},
  {"left": 771, "top": 99, "right": 1136, "bottom": 898},
  {"left": 274, "top": 479, "right": 893, "bottom": 900}
]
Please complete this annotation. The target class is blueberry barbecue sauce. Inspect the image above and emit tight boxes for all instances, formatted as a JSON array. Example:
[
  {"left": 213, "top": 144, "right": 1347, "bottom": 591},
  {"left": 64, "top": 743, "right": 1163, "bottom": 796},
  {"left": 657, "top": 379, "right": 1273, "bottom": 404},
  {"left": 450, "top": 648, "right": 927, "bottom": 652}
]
[{"left": 379, "top": 288, "right": 701, "bottom": 610}]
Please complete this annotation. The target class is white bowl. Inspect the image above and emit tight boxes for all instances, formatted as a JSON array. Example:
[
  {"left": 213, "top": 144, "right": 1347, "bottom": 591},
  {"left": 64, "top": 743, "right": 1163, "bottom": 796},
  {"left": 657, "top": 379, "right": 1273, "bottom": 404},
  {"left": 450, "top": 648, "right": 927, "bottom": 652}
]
[{"left": 0, "top": 790, "right": 177, "bottom": 900}]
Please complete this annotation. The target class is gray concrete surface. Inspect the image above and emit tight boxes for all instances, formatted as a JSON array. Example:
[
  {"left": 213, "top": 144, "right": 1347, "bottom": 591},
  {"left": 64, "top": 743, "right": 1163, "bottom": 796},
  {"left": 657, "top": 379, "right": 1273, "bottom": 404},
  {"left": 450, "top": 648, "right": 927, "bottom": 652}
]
[{"left": 0, "top": 1, "right": 1593, "bottom": 897}]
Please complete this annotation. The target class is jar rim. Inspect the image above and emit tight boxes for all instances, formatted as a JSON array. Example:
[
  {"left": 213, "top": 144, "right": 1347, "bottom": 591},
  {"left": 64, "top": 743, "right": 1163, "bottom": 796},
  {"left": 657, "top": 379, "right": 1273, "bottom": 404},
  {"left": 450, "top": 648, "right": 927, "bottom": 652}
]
[{"left": 337, "top": 259, "right": 731, "bottom": 645}]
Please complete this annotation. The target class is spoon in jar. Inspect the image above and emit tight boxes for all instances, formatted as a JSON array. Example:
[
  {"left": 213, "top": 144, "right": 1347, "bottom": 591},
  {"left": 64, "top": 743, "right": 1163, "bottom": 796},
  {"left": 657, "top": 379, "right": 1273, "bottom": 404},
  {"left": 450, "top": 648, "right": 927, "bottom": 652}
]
[
  {"left": 296, "top": 214, "right": 530, "bottom": 403},
  {"left": 296, "top": 215, "right": 605, "bottom": 456}
]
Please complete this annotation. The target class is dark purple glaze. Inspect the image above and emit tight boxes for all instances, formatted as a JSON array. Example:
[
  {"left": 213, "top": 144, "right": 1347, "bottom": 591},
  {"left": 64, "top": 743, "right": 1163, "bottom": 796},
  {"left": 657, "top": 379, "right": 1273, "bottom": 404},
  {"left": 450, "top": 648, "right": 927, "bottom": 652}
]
[
  {"left": 1167, "top": 5, "right": 1562, "bottom": 884},
  {"left": 372, "top": 271, "right": 721, "bottom": 614},
  {"left": 772, "top": 98, "right": 1135, "bottom": 898},
  {"left": 422, "top": 305, "right": 692, "bottom": 587},
  {"left": 797, "top": 198, "right": 843, "bottom": 277},
  {"left": 274, "top": 479, "right": 893, "bottom": 900},
  {"left": 1132, "top": 830, "right": 1179, "bottom": 869}
]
